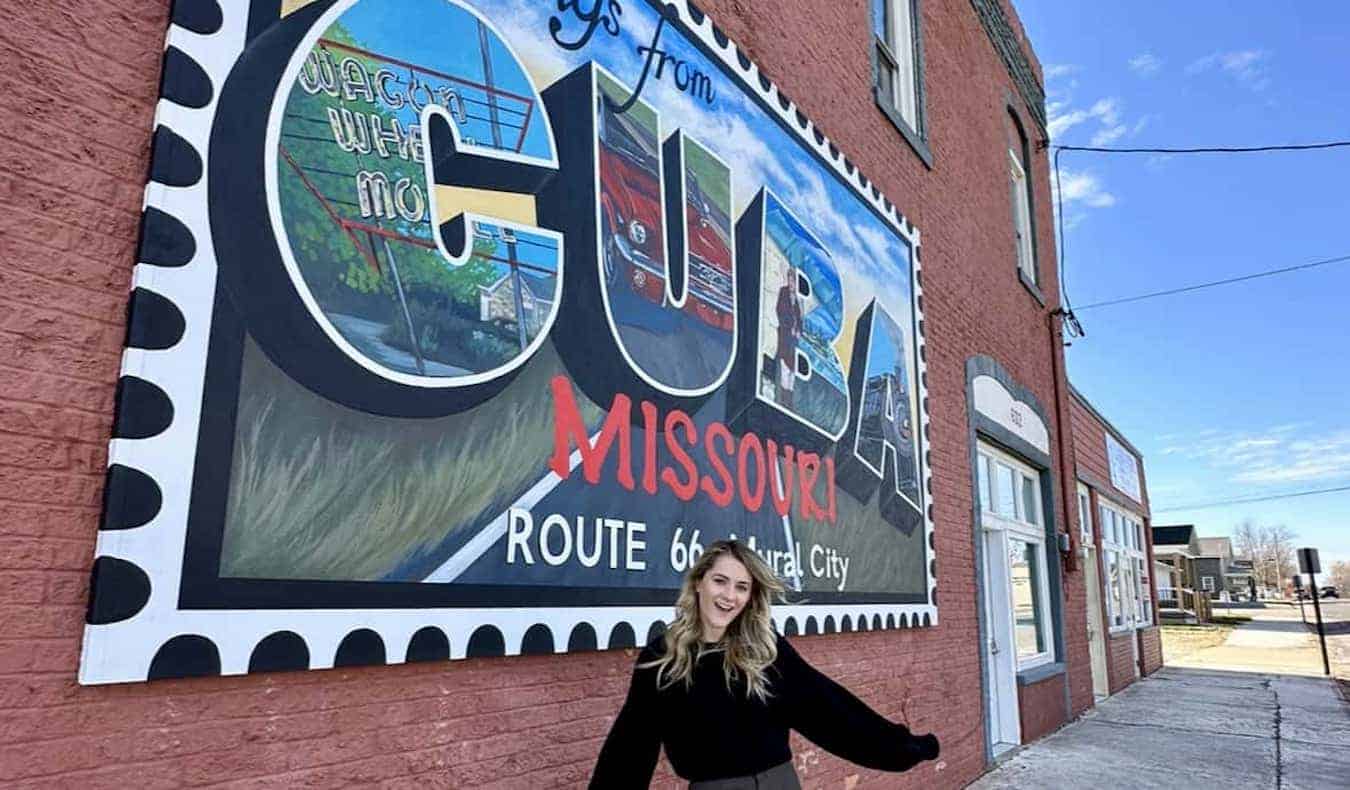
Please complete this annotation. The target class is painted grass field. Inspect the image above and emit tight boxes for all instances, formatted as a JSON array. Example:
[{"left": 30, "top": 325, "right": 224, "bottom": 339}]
[{"left": 220, "top": 339, "right": 601, "bottom": 581}]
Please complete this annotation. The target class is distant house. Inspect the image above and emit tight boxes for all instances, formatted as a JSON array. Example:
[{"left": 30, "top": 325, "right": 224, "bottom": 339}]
[
  {"left": 1195, "top": 536, "right": 1230, "bottom": 601},
  {"left": 1152, "top": 525, "right": 1212, "bottom": 623},
  {"left": 1226, "top": 558, "right": 1256, "bottom": 601},
  {"left": 478, "top": 272, "right": 554, "bottom": 338},
  {"left": 1194, "top": 536, "right": 1256, "bottom": 603}
]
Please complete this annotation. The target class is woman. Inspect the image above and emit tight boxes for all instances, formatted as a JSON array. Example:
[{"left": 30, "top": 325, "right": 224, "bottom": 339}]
[{"left": 591, "top": 540, "right": 940, "bottom": 788}]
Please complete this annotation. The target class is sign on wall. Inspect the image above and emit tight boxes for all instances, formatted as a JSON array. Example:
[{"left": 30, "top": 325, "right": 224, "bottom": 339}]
[
  {"left": 1105, "top": 431, "right": 1142, "bottom": 502},
  {"left": 81, "top": 0, "right": 935, "bottom": 684}
]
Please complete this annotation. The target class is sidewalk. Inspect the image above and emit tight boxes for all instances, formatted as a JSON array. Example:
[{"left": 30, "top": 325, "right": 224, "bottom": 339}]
[
  {"left": 1166, "top": 613, "right": 1329, "bottom": 676},
  {"left": 969, "top": 610, "right": 1350, "bottom": 789}
]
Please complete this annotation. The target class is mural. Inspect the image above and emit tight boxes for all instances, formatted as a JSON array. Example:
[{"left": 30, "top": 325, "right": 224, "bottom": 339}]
[{"left": 81, "top": 0, "right": 935, "bottom": 684}]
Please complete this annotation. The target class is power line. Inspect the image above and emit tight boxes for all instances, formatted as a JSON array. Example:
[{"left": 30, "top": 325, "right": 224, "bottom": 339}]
[
  {"left": 1055, "top": 141, "right": 1350, "bottom": 155},
  {"left": 1153, "top": 484, "right": 1350, "bottom": 514},
  {"left": 1074, "top": 253, "right": 1350, "bottom": 311},
  {"left": 1048, "top": 137, "right": 1350, "bottom": 338}
]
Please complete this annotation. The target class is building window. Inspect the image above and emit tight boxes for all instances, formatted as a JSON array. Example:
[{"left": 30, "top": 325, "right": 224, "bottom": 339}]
[
  {"left": 979, "top": 444, "right": 1054, "bottom": 669},
  {"left": 1007, "top": 111, "right": 1038, "bottom": 289},
  {"left": 1202, "top": 576, "right": 1215, "bottom": 593},
  {"left": 1009, "top": 538, "right": 1046, "bottom": 661},
  {"left": 1009, "top": 151, "right": 1035, "bottom": 283},
  {"left": 872, "top": 0, "right": 923, "bottom": 139},
  {"left": 1100, "top": 499, "right": 1152, "bottom": 629},
  {"left": 1076, "top": 483, "right": 1092, "bottom": 545}
]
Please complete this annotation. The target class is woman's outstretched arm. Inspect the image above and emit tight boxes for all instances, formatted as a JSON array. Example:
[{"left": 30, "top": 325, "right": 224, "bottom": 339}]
[
  {"left": 589, "top": 656, "right": 661, "bottom": 789},
  {"left": 777, "top": 636, "right": 939, "bottom": 772}
]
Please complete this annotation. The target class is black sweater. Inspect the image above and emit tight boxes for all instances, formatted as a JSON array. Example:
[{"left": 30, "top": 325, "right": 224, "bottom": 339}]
[{"left": 590, "top": 635, "right": 940, "bottom": 786}]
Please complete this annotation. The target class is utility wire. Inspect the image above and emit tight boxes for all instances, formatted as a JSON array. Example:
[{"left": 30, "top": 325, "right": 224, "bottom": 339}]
[
  {"left": 1049, "top": 137, "right": 1350, "bottom": 338},
  {"left": 1153, "top": 484, "right": 1350, "bottom": 514},
  {"left": 1074, "top": 253, "right": 1350, "bottom": 311},
  {"left": 1055, "top": 141, "right": 1350, "bottom": 155}
]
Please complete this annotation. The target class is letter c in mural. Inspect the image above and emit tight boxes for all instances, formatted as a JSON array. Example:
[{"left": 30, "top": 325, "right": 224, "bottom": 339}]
[{"left": 268, "top": 0, "right": 565, "bottom": 392}]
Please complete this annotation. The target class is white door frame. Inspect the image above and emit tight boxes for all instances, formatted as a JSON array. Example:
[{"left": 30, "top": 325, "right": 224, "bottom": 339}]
[
  {"left": 977, "top": 443, "right": 1055, "bottom": 754},
  {"left": 982, "top": 526, "right": 1021, "bottom": 752},
  {"left": 1084, "top": 545, "right": 1110, "bottom": 699}
]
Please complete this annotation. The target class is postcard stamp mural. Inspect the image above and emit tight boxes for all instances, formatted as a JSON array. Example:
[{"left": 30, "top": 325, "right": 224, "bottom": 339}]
[{"left": 81, "top": 0, "right": 935, "bottom": 684}]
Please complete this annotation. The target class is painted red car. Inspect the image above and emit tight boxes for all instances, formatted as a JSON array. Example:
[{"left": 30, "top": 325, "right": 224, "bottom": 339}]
[
  {"left": 683, "top": 181, "right": 734, "bottom": 332},
  {"left": 597, "top": 96, "right": 733, "bottom": 332}
]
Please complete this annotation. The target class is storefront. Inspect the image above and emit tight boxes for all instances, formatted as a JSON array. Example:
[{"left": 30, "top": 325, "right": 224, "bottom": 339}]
[
  {"left": 1068, "top": 385, "right": 1164, "bottom": 699},
  {"left": 0, "top": 0, "right": 1150, "bottom": 786}
]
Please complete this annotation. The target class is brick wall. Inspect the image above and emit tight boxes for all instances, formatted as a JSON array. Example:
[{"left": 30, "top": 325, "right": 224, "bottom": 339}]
[
  {"left": 1106, "top": 631, "right": 1139, "bottom": 694},
  {"left": 1068, "top": 394, "right": 1150, "bottom": 515},
  {"left": 1069, "top": 388, "right": 1160, "bottom": 701},
  {"left": 1017, "top": 674, "right": 1067, "bottom": 745},
  {"left": 0, "top": 0, "right": 1070, "bottom": 786},
  {"left": 1139, "top": 626, "right": 1163, "bottom": 675},
  {"left": 1063, "top": 549, "right": 1096, "bottom": 716}
]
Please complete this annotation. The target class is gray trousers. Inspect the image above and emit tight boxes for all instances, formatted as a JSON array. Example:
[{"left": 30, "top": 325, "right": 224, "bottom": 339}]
[{"left": 688, "top": 761, "right": 802, "bottom": 790}]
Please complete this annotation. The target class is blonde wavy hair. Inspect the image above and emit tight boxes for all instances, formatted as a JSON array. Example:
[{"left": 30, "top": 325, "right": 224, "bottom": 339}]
[{"left": 643, "top": 540, "right": 786, "bottom": 701}]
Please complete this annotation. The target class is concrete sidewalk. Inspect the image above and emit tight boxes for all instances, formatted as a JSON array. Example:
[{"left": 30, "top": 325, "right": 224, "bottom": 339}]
[
  {"left": 1167, "top": 616, "right": 1329, "bottom": 676},
  {"left": 969, "top": 668, "right": 1350, "bottom": 789},
  {"left": 970, "top": 610, "right": 1350, "bottom": 789}
]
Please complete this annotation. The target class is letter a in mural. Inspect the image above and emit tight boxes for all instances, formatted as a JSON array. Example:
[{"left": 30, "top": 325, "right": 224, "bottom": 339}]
[{"left": 81, "top": 0, "right": 937, "bottom": 685}]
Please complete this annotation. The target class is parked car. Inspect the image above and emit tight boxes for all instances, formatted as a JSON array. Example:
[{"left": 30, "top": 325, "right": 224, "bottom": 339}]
[{"left": 1321, "top": 586, "right": 1339, "bottom": 599}]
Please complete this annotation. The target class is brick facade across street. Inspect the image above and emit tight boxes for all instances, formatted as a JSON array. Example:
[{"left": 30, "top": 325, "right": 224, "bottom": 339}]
[{"left": 0, "top": 0, "right": 1156, "bottom": 786}]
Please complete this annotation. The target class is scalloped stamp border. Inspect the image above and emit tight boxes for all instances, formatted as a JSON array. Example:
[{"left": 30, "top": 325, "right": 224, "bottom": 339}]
[{"left": 80, "top": 0, "right": 937, "bottom": 685}]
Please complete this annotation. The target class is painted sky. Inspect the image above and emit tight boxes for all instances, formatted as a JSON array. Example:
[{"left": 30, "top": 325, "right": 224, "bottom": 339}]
[
  {"left": 476, "top": 0, "right": 919, "bottom": 380},
  {"left": 1015, "top": 1, "right": 1350, "bottom": 566}
]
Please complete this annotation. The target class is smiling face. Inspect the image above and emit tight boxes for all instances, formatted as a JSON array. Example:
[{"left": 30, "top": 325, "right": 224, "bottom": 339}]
[{"left": 696, "top": 553, "right": 754, "bottom": 643}]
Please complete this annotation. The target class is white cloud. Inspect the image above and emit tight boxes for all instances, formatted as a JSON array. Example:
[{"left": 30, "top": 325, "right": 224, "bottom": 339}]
[
  {"left": 1048, "top": 95, "right": 1135, "bottom": 150},
  {"left": 1186, "top": 49, "right": 1272, "bottom": 91},
  {"left": 1090, "top": 124, "right": 1127, "bottom": 147},
  {"left": 1053, "top": 168, "right": 1116, "bottom": 208},
  {"left": 1044, "top": 63, "right": 1078, "bottom": 80},
  {"left": 1128, "top": 52, "right": 1162, "bottom": 77},
  {"left": 1089, "top": 98, "right": 1120, "bottom": 126},
  {"left": 1047, "top": 102, "right": 1089, "bottom": 139},
  {"left": 1161, "top": 427, "right": 1350, "bottom": 486}
]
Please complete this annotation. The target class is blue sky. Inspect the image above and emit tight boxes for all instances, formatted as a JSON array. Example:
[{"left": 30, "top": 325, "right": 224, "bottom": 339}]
[
  {"left": 481, "top": 0, "right": 918, "bottom": 369},
  {"left": 1015, "top": 2, "right": 1350, "bottom": 566}
]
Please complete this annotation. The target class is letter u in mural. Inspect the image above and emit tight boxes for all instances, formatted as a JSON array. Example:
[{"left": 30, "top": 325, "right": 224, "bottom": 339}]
[{"left": 81, "top": 0, "right": 937, "bottom": 684}]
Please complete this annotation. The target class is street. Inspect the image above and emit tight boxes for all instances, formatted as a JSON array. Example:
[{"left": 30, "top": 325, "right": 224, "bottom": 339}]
[{"left": 969, "top": 606, "right": 1350, "bottom": 789}]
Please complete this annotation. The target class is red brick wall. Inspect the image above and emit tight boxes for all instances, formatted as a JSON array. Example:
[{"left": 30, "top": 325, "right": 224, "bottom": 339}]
[
  {"left": 1063, "top": 550, "right": 1096, "bottom": 716},
  {"left": 1139, "top": 626, "right": 1163, "bottom": 675},
  {"left": 1068, "top": 395, "right": 1150, "bottom": 515},
  {"left": 1017, "top": 674, "right": 1068, "bottom": 744},
  {"left": 0, "top": 0, "right": 1069, "bottom": 786},
  {"left": 1106, "top": 631, "right": 1139, "bottom": 694},
  {"left": 1070, "top": 391, "right": 1160, "bottom": 699}
]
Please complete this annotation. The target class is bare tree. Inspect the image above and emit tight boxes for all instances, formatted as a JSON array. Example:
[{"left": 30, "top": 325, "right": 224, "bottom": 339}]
[
  {"left": 1328, "top": 560, "right": 1350, "bottom": 593},
  {"left": 1233, "top": 520, "right": 1261, "bottom": 559},
  {"left": 1231, "top": 520, "right": 1298, "bottom": 595},
  {"left": 1265, "top": 524, "right": 1297, "bottom": 586}
]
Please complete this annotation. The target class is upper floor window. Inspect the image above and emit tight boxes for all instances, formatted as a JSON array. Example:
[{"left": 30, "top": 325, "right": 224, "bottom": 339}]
[
  {"left": 872, "top": 0, "right": 925, "bottom": 145},
  {"left": 1007, "top": 110, "right": 1038, "bottom": 288}
]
